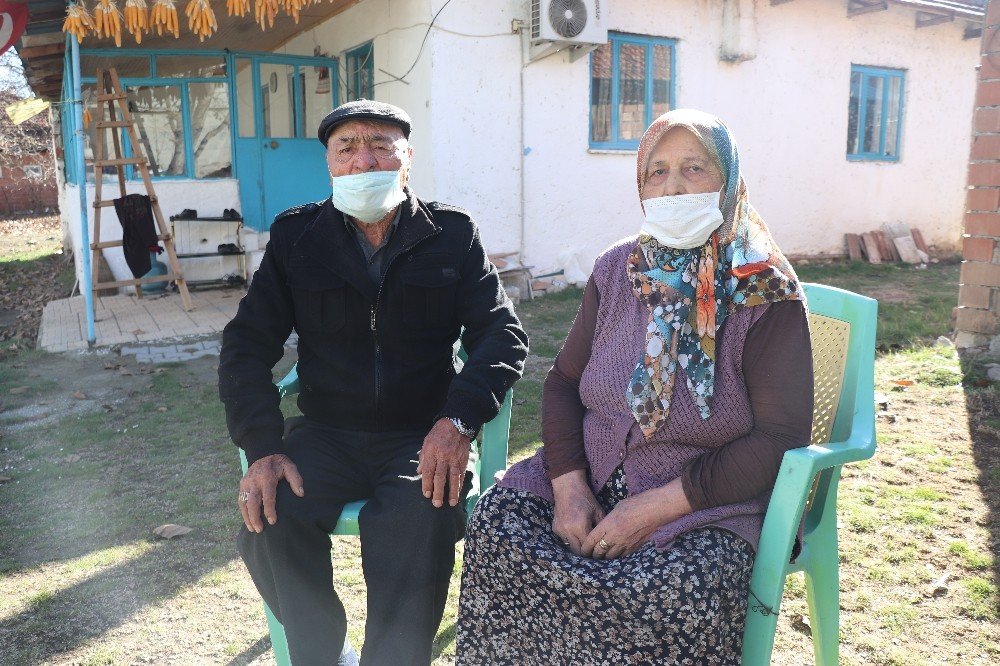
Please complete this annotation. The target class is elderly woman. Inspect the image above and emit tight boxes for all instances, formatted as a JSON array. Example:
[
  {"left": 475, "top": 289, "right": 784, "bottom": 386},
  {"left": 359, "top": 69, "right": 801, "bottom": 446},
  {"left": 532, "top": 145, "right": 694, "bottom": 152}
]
[{"left": 455, "top": 109, "right": 814, "bottom": 663}]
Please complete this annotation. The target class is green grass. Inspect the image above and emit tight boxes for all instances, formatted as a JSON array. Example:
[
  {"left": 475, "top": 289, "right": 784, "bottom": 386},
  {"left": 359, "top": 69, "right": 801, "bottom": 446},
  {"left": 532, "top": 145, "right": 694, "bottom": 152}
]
[
  {"left": 948, "top": 541, "right": 995, "bottom": 571},
  {"left": 796, "top": 261, "right": 959, "bottom": 347}
]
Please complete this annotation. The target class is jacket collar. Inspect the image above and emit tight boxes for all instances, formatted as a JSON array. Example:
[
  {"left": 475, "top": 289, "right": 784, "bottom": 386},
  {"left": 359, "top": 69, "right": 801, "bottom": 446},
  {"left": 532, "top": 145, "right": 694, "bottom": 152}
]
[{"left": 293, "top": 187, "right": 440, "bottom": 301}]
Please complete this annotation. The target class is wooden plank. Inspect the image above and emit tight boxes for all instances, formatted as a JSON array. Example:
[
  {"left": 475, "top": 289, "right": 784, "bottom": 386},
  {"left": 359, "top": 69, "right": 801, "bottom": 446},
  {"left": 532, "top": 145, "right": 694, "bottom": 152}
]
[
  {"left": 875, "top": 230, "right": 900, "bottom": 262},
  {"left": 95, "top": 93, "right": 128, "bottom": 102},
  {"left": 911, "top": 229, "right": 930, "bottom": 254},
  {"left": 94, "top": 121, "right": 131, "bottom": 129},
  {"left": 846, "top": 233, "right": 864, "bottom": 262},
  {"left": 861, "top": 233, "right": 882, "bottom": 264},
  {"left": 883, "top": 223, "right": 911, "bottom": 240}
]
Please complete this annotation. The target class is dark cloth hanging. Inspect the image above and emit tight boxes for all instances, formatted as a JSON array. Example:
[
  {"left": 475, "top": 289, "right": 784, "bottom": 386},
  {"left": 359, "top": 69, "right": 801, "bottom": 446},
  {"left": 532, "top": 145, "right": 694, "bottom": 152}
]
[{"left": 113, "top": 194, "right": 158, "bottom": 278}]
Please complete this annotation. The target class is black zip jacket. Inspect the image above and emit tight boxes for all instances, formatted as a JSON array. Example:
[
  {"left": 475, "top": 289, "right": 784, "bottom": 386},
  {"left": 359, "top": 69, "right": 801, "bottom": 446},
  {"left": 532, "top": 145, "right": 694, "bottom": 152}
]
[{"left": 218, "top": 189, "right": 529, "bottom": 464}]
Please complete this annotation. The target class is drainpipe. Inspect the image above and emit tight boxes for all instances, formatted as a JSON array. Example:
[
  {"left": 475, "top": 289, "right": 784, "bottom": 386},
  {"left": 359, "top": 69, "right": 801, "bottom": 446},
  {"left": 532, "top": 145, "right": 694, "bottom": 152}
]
[{"left": 69, "top": 34, "right": 95, "bottom": 345}]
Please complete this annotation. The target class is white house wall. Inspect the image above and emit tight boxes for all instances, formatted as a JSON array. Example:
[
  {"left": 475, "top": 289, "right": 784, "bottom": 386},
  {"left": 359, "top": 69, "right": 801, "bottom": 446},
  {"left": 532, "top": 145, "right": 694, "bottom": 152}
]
[
  {"left": 275, "top": 0, "right": 437, "bottom": 196},
  {"left": 430, "top": 0, "right": 978, "bottom": 277},
  {"left": 427, "top": 0, "right": 524, "bottom": 256}
]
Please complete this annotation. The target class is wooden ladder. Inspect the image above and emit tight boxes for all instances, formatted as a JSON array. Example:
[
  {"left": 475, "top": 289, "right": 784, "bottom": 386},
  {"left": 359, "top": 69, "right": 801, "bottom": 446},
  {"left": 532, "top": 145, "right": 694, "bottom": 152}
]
[{"left": 87, "top": 68, "right": 192, "bottom": 311}]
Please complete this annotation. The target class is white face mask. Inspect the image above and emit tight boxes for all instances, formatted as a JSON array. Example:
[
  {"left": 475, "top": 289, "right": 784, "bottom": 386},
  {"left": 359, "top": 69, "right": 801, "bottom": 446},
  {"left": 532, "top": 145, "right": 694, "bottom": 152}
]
[
  {"left": 640, "top": 191, "right": 724, "bottom": 249},
  {"left": 329, "top": 170, "right": 406, "bottom": 224}
]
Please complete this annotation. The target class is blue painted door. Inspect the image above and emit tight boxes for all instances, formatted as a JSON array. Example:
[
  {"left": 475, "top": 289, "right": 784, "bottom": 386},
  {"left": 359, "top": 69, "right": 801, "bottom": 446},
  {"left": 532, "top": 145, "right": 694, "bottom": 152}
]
[{"left": 232, "top": 54, "right": 337, "bottom": 231}]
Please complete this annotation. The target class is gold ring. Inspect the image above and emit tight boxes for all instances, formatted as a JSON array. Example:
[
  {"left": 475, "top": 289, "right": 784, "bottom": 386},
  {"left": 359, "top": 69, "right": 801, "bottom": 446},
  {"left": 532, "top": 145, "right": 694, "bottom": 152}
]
[{"left": 597, "top": 538, "right": 611, "bottom": 550}]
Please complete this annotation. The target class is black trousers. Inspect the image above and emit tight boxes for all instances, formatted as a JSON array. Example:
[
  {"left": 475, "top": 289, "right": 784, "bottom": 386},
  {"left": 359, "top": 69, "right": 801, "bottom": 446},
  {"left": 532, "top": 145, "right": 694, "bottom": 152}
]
[{"left": 237, "top": 417, "right": 468, "bottom": 666}]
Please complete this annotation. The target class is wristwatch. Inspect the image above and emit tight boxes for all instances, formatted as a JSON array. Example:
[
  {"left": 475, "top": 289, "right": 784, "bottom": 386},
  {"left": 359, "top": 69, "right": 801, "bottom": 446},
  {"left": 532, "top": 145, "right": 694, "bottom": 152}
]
[{"left": 449, "top": 417, "right": 478, "bottom": 440}]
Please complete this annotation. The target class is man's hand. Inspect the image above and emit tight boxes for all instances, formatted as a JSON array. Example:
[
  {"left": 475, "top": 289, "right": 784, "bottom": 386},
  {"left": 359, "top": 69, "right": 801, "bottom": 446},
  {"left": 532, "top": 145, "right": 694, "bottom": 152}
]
[
  {"left": 239, "top": 453, "right": 304, "bottom": 533},
  {"left": 551, "top": 470, "right": 605, "bottom": 556},
  {"left": 417, "top": 418, "right": 472, "bottom": 508}
]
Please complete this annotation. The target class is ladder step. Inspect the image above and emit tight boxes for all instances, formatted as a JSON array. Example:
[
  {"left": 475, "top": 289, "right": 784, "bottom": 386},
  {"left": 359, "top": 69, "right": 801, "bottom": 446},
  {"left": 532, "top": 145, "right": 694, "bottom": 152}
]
[
  {"left": 96, "top": 93, "right": 127, "bottom": 102},
  {"left": 87, "top": 157, "right": 146, "bottom": 167},
  {"left": 92, "top": 234, "right": 172, "bottom": 249},
  {"left": 94, "top": 121, "right": 130, "bottom": 128},
  {"left": 94, "top": 273, "right": 184, "bottom": 290},
  {"left": 94, "top": 196, "right": 157, "bottom": 208}
]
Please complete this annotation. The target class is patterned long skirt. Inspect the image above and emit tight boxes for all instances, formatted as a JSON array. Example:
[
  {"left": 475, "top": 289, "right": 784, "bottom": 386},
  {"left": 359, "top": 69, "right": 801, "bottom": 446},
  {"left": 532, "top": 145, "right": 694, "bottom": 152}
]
[{"left": 455, "top": 469, "right": 754, "bottom": 665}]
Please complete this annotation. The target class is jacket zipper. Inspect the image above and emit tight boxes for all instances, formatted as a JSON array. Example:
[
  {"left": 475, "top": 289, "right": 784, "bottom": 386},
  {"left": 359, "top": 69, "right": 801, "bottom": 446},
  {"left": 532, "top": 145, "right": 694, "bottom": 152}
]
[{"left": 368, "top": 228, "right": 442, "bottom": 431}]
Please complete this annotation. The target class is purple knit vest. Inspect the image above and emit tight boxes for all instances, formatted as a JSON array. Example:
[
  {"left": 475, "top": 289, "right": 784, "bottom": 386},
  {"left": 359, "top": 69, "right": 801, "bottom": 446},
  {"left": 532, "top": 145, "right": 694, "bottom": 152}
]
[{"left": 500, "top": 236, "right": 772, "bottom": 552}]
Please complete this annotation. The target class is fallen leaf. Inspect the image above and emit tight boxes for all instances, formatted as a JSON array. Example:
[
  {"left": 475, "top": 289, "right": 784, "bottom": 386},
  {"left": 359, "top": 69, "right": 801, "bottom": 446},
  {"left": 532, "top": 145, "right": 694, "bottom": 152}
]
[
  {"left": 891, "top": 379, "right": 915, "bottom": 387},
  {"left": 791, "top": 613, "right": 811, "bottom": 635},
  {"left": 157, "top": 407, "right": 168, "bottom": 412},
  {"left": 179, "top": 383, "right": 191, "bottom": 389},
  {"left": 63, "top": 454, "right": 82, "bottom": 463},
  {"left": 8, "top": 386, "right": 28, "bottom": 394},
  {"left": 153, "top": 524, "right": 193, "bottom": 540},
  {"left": 0, "top": 475, "right": 11, "bottom": 483},
  {"left": 72, "top": 391, "right": 87, "bottom": 400}
]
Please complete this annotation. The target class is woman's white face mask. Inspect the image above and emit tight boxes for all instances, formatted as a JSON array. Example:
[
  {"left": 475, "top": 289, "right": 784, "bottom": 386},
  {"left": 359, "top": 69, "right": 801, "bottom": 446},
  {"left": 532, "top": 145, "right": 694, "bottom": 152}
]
[
  {"left": 329, "top": 170, "right": 406, "bottom": 224},
  {"left": 640, "top": 191, "right": 723, "bottom": 249}
]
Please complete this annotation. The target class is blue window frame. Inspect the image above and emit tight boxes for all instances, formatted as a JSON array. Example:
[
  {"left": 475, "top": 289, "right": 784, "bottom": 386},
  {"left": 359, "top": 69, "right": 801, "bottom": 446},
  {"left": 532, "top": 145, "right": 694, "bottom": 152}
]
[
  {"left": 590, "top": 33, "right": 676, "bottom": 150},
  {"left": 847, "top": 65, "right": 905, "bottom": 162},
  {"left": 345, "top": 42, "right": 374, "bottom": 101}
]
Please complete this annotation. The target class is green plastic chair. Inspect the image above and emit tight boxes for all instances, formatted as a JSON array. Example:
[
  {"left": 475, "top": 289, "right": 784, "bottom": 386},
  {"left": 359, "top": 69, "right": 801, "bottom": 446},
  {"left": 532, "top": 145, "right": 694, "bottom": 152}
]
[
  {"left": 237, "top": 364, "right": 512, "bottom": 666},
  {"left": 741, "top": 283, "right": 878, "bottom": 665}
]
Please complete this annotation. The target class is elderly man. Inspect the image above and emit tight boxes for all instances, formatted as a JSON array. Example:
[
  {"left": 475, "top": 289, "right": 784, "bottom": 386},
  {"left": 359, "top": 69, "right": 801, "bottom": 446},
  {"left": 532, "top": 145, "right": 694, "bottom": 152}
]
[{"left": 219, "top": 100, "right": 528, "bottom": 665}]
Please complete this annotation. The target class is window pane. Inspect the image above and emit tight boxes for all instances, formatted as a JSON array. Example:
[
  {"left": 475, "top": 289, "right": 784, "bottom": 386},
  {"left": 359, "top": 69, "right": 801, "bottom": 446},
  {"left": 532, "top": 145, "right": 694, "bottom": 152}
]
[
  {"left": 590, "top": 43, "right": 612, "bottom": 143},
  {"left": 884, "top": 76, "right": 902, "bottom": 158},
  {"left": 260, "top": 62, "right": 296, "bottom": 138},
  {"left": 80, "top": 55, "right": 150, "bottom": 79},
  {"left": 127, "top": 86, "right": 185, "bottom": 177},
  {"left": 156, "top": 55, "right": 226, "bottom": 78},
  {"left": 618, "top": 43, "right": 647, "bottom": 142},
  {"left": 189, "top": 83, "right": 232, "bottom": 178},
  {"left": 651, "top": 44, "right": 671, "bottom": 120},
  {"left": 862, "top": 75, "right": 884, "bottom": 154},
  {"left": 235, "top": 58, "right": 255, "bottom": 138},
  {"left": 301, "top": 65, "right": 334, "bottom": 138},
  {"left": 847, "top": 71, "right": 862, "bottom": 155},
  {"left": 346, "top": 44, "right": 373, "bottom": 101}
]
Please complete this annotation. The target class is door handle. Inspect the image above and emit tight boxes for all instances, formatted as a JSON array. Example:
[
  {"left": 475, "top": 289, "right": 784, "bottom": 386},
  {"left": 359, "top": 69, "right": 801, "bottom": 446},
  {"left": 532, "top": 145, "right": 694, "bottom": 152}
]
[{"left": 270, "top": 140, "right": 279, "bottom": 149}]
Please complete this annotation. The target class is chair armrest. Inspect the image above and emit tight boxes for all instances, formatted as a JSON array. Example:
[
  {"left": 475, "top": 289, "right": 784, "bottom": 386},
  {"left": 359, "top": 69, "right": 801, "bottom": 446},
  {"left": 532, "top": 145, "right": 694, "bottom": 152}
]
[
  {"left": 478, "top": 390, "right": 512, "bottom": 489},
  {"left": 276, "top": 365, "right": 300, "bottom": 399},
  {"left": 749, "top": 427, "right": 876, "bottom": 614}
]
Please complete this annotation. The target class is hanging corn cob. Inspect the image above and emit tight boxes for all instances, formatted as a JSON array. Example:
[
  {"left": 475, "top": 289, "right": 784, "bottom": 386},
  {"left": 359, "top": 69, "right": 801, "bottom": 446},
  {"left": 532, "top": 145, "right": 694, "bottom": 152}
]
[
  {"left": 227, "top": 0, "right": 250, "bottom": 17},
  {"left": 185, "top": 0, "right": 218, "bottom": 42},
  {"left": 150, "top": 0, "right": 179, "bottom": 38},
  {"left": 63, "top": 2, "right": 96, "bottom": 43},
  {"left": 124, "top": 0, "right": 149, "bottom": 44},
  {"left": 255, "top": 0, "right": 278, "bottom": 29},
  {"left": 83, "top": 108, "right": 93, "bottom": 128},
  {"left": 281, "top": 0, "right": 308, "bottom": 24},
  {"left": 93, "top": 0, "right": 123, "bottom": 47}
]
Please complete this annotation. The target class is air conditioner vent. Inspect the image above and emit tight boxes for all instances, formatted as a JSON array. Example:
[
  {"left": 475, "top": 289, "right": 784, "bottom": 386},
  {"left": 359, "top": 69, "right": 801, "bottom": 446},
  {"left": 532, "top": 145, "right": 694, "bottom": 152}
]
[{"left": 549, "top": 0, "right": 587, "bottom": 39}]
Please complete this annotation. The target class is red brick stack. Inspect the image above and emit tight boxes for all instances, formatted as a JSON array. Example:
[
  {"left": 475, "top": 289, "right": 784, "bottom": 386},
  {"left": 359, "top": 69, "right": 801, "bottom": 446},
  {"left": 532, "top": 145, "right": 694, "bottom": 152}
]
[{"left": 959, "top": 0, "right": 1000, "bottom": 350}]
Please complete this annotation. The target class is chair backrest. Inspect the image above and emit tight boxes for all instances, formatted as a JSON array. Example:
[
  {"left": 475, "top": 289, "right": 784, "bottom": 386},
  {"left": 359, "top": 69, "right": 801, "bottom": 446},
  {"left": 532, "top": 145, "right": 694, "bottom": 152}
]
[{"left": 807, "top": 312, "right": 851, "bottom": 447}]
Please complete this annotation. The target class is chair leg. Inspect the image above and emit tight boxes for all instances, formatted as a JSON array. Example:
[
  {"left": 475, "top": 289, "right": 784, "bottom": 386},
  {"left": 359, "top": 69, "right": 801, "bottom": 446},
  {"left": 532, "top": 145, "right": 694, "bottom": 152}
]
[
  {"left": 740, "top": 582, "right": 783, "bottom": 666},
  {"left": 803, "top": 528, "right": 840, "bottom": 666},
  {"left": 262, "top": 600, "right": 293, "bottom": 666}
]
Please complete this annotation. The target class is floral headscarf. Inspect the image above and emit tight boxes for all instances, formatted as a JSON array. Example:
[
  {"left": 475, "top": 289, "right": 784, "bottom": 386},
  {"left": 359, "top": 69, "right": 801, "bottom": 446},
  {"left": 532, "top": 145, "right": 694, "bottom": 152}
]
[{"left": 627, "top": 109, "right": 805, "bottom": 439}]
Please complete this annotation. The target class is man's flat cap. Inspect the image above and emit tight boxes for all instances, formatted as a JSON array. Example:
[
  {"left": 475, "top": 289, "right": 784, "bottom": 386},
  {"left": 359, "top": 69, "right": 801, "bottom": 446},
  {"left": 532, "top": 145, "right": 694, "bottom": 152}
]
[{"left": 317, "top": 100, "right": 412, "bottom": 146}]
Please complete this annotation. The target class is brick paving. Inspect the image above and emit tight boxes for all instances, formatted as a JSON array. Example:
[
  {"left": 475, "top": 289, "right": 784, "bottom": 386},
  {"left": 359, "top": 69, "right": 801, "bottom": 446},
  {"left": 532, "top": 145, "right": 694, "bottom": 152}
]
[{"left": 38, "top": 288, "right": 245, "bottom": 355}]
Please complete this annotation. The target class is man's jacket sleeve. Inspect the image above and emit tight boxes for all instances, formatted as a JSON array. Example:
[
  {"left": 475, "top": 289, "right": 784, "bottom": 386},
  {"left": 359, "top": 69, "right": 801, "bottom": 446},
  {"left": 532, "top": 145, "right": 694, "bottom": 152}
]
[
  {"left": 218, "top": 237, "right": 294, "bottom": 464},
  {"left": 438, "top": 224, "right": 529, "bottom": 432}
]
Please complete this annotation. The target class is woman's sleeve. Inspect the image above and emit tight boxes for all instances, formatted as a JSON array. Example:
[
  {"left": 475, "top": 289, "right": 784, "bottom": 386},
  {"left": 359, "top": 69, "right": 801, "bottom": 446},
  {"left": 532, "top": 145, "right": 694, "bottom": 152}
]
[
  {"left": 542, "top": 276, "right": 599, "bottom": 480},
  {"left": 680, "top": 300, "right": 814, "bottom": 510}
]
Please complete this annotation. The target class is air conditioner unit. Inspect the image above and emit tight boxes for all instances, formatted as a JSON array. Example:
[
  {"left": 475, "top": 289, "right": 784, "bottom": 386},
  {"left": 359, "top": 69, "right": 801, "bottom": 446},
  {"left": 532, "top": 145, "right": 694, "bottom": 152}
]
[{"left": 529, "top": 0, "right": 607, "bottom": 62}]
